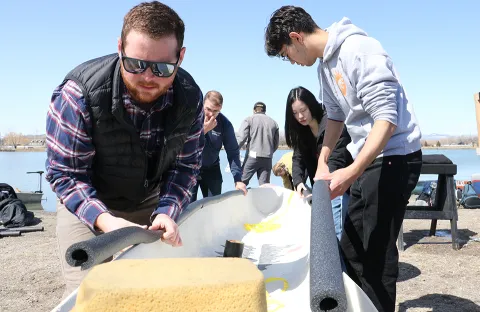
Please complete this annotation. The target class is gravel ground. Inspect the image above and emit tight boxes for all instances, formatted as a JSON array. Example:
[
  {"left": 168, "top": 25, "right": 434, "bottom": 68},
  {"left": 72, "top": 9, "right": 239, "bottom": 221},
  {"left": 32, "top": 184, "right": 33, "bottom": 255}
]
[
  {"left": 1, "top": 209, "right": 479, "bottom": 312},
  {"left": 0, "top": 211, "right": 63, "bottom": 312}
]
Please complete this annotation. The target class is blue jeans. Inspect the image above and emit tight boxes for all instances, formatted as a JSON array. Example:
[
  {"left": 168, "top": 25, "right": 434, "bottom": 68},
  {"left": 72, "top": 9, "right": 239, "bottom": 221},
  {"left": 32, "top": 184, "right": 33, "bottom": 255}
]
[
  {"left": 332, "top": 193, "right": 350, "bottom": 272},
  {"left": 331, "top": 193, "right": 349, "bottom": 241}
]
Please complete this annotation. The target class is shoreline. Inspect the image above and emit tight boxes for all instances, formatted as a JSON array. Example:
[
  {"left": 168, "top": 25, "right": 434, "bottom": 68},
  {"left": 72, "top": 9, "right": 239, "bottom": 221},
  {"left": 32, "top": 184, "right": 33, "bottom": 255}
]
[
  {"left": 0, "top": 147, "right": 46, "bottom": 152},
  {"left": 0, "top": 146, "right": 477, "bottom": 153},
  {"left": 250, "top": 145, "right": 478, "bottom": 151},
  {"left": 421, "top": 145, "right": 476, "bottom": 150}
]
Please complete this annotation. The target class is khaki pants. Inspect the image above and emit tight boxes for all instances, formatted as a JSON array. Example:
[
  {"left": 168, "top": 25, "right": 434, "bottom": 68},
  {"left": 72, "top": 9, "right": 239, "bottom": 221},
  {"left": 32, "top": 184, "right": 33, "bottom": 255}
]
[{"left": 55, "top": 194, "right": 158, "bottom": 299}]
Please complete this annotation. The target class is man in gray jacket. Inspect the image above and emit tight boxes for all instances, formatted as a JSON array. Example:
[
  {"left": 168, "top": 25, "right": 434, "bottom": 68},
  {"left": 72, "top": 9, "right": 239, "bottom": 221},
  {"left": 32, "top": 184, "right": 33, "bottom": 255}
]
[
  {"left": 264, "top": 6, "right": 422, "bottom": 312},
  {"left": 236, "top": 102, "right": 279, "bottom": 186}
]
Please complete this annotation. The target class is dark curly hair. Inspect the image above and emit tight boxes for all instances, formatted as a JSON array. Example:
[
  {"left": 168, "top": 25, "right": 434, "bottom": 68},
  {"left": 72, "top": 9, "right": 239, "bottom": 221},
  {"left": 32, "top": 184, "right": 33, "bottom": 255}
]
[{"left": 264, "top": 6, "right": 320, "bottom": 57}]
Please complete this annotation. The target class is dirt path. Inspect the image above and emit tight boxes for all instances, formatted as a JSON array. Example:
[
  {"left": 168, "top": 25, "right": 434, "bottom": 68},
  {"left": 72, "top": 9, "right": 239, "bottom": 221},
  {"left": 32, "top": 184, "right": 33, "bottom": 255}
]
[
  {"left": 1, "top": 210, "right": 479, "bottom": 312},
  {"left": 395, "top": 209, "right": 480, "bottom": 311},
  {"left": 0, "top": 211, "right": 63, "bottom": 312}
]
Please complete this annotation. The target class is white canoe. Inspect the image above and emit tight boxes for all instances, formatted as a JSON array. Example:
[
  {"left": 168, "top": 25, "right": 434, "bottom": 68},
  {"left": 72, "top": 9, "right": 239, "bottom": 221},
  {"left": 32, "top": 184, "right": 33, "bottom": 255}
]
[{"left": 52, "top": 182, "right": 377, "bottom": 312}]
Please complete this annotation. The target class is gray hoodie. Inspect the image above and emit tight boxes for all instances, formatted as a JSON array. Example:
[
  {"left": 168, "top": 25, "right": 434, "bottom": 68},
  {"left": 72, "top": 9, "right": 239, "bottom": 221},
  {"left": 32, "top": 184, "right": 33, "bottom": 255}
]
[{"left": 318, "top": 17, "right": 421, "bottom": 159}]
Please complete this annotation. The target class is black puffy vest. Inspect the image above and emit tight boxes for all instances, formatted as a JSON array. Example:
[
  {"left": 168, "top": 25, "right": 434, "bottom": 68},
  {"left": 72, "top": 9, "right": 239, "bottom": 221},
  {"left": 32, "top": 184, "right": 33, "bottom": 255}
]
[{"left": 63, "top": 53, "right": 201, "bottom": 211}]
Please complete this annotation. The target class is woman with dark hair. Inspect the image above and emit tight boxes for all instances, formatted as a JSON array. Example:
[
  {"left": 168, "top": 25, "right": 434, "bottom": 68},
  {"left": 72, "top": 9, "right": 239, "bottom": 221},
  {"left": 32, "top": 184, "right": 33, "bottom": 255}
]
[{"left": 285, "top": 86, "right": 353, "bottom": 240}]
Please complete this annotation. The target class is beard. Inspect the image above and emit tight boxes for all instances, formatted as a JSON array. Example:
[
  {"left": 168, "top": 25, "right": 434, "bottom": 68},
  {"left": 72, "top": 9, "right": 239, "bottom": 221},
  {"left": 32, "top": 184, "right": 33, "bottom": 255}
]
[{"left": 121, "top": 68, "right": 171, "bottom": 106}]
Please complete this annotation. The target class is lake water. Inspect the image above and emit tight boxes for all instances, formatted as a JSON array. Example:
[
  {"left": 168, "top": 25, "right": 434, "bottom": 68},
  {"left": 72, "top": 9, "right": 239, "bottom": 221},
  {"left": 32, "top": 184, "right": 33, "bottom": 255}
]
[{"left": 1, "top": 149, "right": 479, "bottom": 212}]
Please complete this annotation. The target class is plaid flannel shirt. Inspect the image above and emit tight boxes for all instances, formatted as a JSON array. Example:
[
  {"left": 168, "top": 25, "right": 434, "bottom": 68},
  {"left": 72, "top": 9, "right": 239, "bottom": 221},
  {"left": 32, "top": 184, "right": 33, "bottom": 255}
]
[{"left": 45, "top": 80, "right": 204, "bottom": 230}]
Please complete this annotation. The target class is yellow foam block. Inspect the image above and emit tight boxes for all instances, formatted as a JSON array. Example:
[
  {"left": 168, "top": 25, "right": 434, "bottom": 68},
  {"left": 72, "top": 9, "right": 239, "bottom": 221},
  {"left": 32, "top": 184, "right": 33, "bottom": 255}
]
[{"left": 72, "top": 258, "right": 268, "bottom": 312}]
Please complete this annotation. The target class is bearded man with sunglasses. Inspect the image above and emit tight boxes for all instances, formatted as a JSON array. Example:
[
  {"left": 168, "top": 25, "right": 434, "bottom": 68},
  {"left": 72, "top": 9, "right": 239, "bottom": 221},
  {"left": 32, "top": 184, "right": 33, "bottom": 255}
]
[{"left": 45, "top": 1, "right": 205, "bottom": 296}]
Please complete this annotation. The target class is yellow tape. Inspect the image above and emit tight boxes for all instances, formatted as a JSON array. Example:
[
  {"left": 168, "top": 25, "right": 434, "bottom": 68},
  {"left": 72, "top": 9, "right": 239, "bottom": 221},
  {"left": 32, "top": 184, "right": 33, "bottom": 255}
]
[
  {"left": 265, "top": 277, "right": 289, "bottom": 291},
  {"left": 266, "top": 297, "right": 285, "bottom": 312},
  {"left": 244, "top": 191, "right": 294, "bottom": 233},
  {"left": 265, "top": 277, "right": 289, "bottom": 312},
  {"left": 244, "top": 191, "right": 296, "bottom": 310}
]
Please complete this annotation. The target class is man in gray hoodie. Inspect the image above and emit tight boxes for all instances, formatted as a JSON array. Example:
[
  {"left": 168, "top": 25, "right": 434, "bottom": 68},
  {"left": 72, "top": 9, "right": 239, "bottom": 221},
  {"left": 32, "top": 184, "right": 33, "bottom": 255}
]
[
  {"left": 265, "top": 6, "right": 422, "bottom": 312},
  {"left": 237, "top": 102, "right": 280, "bottom": 186}
]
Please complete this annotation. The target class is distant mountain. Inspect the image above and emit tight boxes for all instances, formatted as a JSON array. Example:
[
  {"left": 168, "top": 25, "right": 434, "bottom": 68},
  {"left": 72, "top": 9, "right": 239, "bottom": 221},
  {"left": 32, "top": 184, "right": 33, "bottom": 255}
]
[{"left": 24, "top": 134, "right": 46, "bottom": 140}]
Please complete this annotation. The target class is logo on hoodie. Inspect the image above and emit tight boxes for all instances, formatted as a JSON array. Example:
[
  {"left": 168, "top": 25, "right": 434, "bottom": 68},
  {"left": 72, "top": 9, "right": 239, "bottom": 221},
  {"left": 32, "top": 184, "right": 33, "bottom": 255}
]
[{"left": 334, "top": 70, "right": 347, "bottom": 96}]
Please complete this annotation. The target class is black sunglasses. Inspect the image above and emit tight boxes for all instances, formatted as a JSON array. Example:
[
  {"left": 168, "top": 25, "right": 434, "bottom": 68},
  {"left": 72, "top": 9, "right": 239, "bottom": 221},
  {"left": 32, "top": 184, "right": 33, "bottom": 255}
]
[{"left": 120, "top": 52, "right": 180, "bottom": 78}]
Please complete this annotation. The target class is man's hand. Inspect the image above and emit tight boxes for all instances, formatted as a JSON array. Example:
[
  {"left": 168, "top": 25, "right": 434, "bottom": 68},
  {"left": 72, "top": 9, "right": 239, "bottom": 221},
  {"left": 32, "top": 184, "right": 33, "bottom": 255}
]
[
  {"left": 313, "top": 161, "right": 330, "bottom": 181},
  {"left": 235, "top": 181, "right": 248, "bottom": 195},
  {"left": 149, "top": 214, "right": 182, "bottom": 247},
  {"left": 94, "top": 212, "right": 147, "bottom": 233},
  {"left": 204, "top": 115, "right": 217, "bottom": 134},
  {"left": 322, "top": 166, "right": 359, "bottom": 199}
]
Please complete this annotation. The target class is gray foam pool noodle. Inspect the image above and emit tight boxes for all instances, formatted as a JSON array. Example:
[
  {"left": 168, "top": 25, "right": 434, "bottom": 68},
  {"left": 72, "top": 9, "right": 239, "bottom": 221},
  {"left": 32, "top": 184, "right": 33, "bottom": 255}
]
[
  {"left": 310, "top": 180, "right": 348, "bottom": 312},
  {"left": 65, "top": 226, "right": 163, "bottom": 270}
]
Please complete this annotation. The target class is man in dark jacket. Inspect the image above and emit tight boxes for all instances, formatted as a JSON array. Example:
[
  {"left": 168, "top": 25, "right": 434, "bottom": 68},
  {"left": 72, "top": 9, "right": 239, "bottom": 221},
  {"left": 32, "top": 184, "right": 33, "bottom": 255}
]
[
  {"left": 191, "top": 90, "right": 247, "bottom": 201},
  {"left": 45, "top": 1, "right": 205, "bottom": 297}
]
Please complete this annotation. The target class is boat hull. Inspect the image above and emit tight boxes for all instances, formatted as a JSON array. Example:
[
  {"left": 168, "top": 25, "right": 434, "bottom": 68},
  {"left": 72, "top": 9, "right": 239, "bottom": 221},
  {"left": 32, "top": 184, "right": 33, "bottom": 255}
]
[
  {"left": 51, "top": 185, "right": 377, "bottom": 312},
  {"left": 16, "top": 192, "right": 43, "bottom": 206}
]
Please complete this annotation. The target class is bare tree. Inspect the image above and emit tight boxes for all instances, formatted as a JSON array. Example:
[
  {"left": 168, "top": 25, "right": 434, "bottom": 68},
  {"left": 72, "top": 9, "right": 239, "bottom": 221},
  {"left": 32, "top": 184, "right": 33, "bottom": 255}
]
[
  {"left": 437, "top": 135, "right": 478, "bottom": 146},
  {"left": 3, "top": 132, "right": 27, "bottom": 149}
]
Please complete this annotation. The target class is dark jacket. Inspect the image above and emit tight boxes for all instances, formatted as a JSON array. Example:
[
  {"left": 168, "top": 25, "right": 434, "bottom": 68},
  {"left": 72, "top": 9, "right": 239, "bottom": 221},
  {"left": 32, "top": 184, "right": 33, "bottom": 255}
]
[
  {"left": 201, "top": 113, "right": 243, "bottom": 182},
  {"left": 0, "top": 183, "right": 34, "bottom": 228},
  {"left": 292, "top": 124, "right": 353, "bottom": 189},
  {"left": 63, "top": 53, "right": 202, "bottom": 211}
]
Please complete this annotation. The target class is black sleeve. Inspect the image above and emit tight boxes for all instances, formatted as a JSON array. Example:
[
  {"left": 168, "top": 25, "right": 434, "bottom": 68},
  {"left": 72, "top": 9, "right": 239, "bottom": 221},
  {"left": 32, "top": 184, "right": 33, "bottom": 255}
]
[
  {"left": 292, "top": 146, "right": 307, "bottom": 188},
  {"left": 327, "top": 126, "right": 353, "bottom": 173}
]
